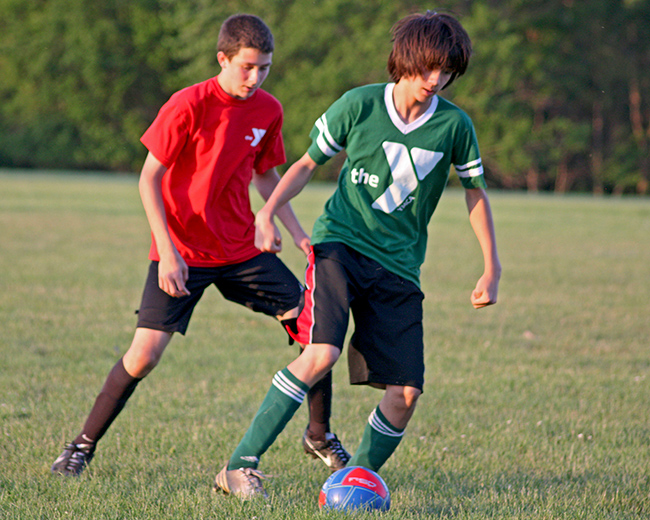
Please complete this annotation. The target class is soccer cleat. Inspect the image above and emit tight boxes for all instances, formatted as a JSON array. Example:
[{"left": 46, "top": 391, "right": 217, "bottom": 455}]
[
  {"left": 51, "top": 442, "right": 95, "bottom": 477},
  {"left": 302, "top": 429, "right": 350, "bottom": 471},
  {"left": 213, "top": 464, "right": 269, "bottom": 499}
]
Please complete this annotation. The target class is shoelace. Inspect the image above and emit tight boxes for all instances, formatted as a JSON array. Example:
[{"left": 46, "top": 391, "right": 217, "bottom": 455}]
[
  {"left": 241, "top": 468, "right": 268, "bottom": 496},
  {"left": 67, "top": 451, "right": 87, "bottom": 471},
  {"left": 64, "top": 444, "right": 93, "bottom": 472},
  {"left": 328, "top": 437, "right": 350, "bottom": 462}
]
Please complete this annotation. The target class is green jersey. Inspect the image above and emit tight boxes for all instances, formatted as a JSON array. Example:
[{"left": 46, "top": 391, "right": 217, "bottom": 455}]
[{"left": 307, "top": 83, "right": 486, "bottom": 287}]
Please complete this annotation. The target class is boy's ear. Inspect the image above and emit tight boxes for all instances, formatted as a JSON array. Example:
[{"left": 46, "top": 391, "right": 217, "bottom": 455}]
[{"left": 217, "top": 51, "right": 229, "bottom": 68}]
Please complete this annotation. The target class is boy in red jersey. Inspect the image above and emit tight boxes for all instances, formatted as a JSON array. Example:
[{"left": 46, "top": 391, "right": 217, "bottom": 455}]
[{"left": 51, "top": 14, "right": 348, "bottom": 478}]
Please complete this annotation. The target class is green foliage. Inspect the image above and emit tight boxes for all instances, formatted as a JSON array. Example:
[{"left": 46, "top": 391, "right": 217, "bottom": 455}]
[
  {"left": 0, "top": 0, "right": 649, "bottom": 192},
  {"left": 449, "top": 0, "right": 650, "bottom": 193},
  {"left": 0, "top": 0, "right": 178, "bottom": 171},
  {"left": 2, "top": 172, "right": 650, "bottom": 518}
]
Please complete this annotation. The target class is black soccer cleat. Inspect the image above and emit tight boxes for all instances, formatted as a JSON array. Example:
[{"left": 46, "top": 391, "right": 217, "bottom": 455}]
[
  {"left": 51, "top": 442, "right": 95, "bottom": 477},
  {"left": 302, "top": 428, "right": 350, "bottom": 472}
]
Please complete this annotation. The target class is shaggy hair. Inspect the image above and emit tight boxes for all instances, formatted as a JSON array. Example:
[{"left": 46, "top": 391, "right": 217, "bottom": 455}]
[{"left": 387, "top": 11, "right": 472, "bottom": 89}]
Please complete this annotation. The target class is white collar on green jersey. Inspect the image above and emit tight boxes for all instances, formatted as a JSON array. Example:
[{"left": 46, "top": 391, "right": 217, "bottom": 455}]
[{"left": 385, "top": 83, "right": 439, "bottom": 135}]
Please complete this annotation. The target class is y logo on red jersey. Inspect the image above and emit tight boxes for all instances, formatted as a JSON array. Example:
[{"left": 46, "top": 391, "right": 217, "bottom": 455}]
[{"left": 246, "top": 128, "right": 266, "bottom": 147}]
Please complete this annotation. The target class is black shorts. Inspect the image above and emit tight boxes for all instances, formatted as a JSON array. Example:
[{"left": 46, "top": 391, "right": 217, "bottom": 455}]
[
  {"left": 294, "top": 242, "right": 425, "bottom": 390},
  {"left": 136, "top": 253, "right": 302, "bottom": 335}
]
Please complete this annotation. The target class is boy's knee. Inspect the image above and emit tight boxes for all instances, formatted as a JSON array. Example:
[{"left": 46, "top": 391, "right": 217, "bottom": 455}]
[
  {"left": 403, "top": 386, "right": 422, "bottom": 409},
  {"left": 387, "top": 385, "right": 421, "bottom": 411},
  {"left": 123, "top": 350, "right": 160, "bottom": 378},
  {"left": 290, "top": 343, "right": 340, "bottom": 386},
  {"left": 123, "top": 330, "right": 171, "bottom": 378},
  {"left": 311, "top": 344, "right": 340, "bottom": 372}
]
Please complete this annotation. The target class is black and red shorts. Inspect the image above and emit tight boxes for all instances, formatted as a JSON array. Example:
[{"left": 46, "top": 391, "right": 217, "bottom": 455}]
[
  {"left": 293, "top": 242, "right": 425, "bottom": 390},
  {"left": 136, "top": 253, "right": 302, "bottom": 335}
]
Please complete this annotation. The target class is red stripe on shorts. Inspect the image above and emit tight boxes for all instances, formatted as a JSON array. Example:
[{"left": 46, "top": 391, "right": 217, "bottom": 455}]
[{"left": 295, "top": 247, "right": 316, "bottom": 345}]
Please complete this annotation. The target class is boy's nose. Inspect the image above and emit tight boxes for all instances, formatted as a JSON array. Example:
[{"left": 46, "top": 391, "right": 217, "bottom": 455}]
[{"left": 428, "top": 71, "right": 442, "bottom": 87}]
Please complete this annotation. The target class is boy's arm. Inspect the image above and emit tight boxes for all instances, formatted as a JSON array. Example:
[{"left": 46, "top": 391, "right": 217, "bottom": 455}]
[
  {"left": 138, "top": 152, "right": 190, "bottom": 297},
  {"left": 465, "top": 188, "right": 501, "bottom": 309},
  {"left": 255, "top": 152, "right": 319, "bottom": 254},
  {"left": 252, "top": 167, "right": 311, "bottom": 255}
]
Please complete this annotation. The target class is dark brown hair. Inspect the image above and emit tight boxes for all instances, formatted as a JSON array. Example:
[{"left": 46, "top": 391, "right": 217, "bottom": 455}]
[
  {"left": 387, "top": 11, "right": 472, "bottom": 89},
  {"left": 217, "top": 14, "right": 274, "bottom": 59}
]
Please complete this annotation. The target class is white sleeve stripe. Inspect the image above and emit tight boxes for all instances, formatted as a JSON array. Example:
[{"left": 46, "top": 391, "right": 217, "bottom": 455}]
[
  {"left": 319, "top": 115, "right": 343, "bottom": 151},
  {"left": 315, "top": 115, "right": 343, "bottom": 157},
  {"left": 456, "top": 158, "right": 482, "bottom": 170},
  {"left": 316, "top": 134, "right": 338, "bottom": 158},
  {"left": 273, "top": 372, "right": 306, "bottom": 403},
  {"left": 455, "top": 158, "right": 484, "bottom": 178},
  {"left": 368, "top": 409, "right": 404, "bottom": 437},
  {"left": 456, "top": 165, "right": 484, "bottom": 178}
]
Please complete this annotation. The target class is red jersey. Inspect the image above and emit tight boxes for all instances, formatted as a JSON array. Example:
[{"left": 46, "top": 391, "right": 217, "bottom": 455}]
[{"left": 140, "top": 77, "right": 286, "bottom": 266}]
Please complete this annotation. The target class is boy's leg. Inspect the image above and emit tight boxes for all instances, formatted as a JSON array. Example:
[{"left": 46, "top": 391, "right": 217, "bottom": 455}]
[
  {"left": 301, "top": 368, "right": 350, "bottom": 470},
  {"left": 282, "top": 319, "right": 334, "bottom": 439},
  {"left": 283, "top": 323, "right": 349, "bottom": 470},
  {"left": 305, "top": 369, "right": 331, "bottom": 437},
  {"left": 215, "top": 344, "right": 339, "bottom": 497},
  {"left": 51, "top": 329, "right": 172, "bottom": 476},
  {"left": 52, "top": 262, "right": 214, "bottom": 477},
  {"left": 281, "top": 327, "right": 332, "bottom": 441},
  {"left": 283, "top": 321, "right": 344, "bottom": 466},
  {"left": 79, "top": 328, "right": 172, "bottom": 443},
  {"left": 339, "top": 250, "right": 424, "bottom": 472},
  {"left": 221, "top": 253, "right": 349, "bottom": 470},
  {"left": 347, "top": 385, "right": 421, "bottom": 471},
  {"left": 227, "top": 343, "right": 340, "bottom": 469},
  {"left": 227, "top": 367, "right": 309, "bottom": 470}
]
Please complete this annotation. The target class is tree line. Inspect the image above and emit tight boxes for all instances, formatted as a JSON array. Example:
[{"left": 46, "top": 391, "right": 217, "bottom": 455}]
[{"left": 1, "top": 0, "right": 648, "bottom": 194}]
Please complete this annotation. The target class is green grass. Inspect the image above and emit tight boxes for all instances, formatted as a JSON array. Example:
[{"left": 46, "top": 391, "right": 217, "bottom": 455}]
[{"left": 1, "top": 170, "right": 649, "bottom": 519}]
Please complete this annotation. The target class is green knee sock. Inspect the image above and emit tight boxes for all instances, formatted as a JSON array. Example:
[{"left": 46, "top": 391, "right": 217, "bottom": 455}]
[
  {"left": 228, "top": 368, "right": 309, "bottom": 470},
  {"left": 348, "top": 406, "right": 405, "bottom": 471}
]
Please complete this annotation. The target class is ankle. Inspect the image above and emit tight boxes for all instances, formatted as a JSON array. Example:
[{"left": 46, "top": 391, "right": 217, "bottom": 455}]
[
  {"left": 73, "top": 434, "right": 96, "bottom": 449},
  {"left": 306, "top": 426, "right": 328, "bottom": 442}
]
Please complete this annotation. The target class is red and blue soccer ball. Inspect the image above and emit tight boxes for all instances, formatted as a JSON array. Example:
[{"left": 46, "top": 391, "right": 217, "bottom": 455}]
[{"left": 318, "top": 466, "right": 390, "bottom": 512}]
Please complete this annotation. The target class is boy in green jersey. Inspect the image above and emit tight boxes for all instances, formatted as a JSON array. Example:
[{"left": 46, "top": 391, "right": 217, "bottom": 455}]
[{"left": 214, "top": 11, "right": 501, "bottom": 498}]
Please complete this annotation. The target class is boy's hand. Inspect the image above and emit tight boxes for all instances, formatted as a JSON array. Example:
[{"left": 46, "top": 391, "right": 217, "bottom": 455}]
[
  {"left": 470, "top": 271, "right": 499, "bottom": 309},
  {"left": 293, "top": 231, "right": 311, "bottom": 256},
  {"left": 158, "top": 251, "right": 190, "bottom": 297},
  {"left": 255, "top": 211, "right": 283, "bottom": 253}
]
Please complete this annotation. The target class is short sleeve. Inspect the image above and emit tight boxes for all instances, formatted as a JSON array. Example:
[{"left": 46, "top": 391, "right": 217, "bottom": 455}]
[
  {"left": 453, "top": 117, "right": 487, "bottom": 189},
  {"left": 140, "top": 93, "right": 189, "bottom": 168},
  {"left": 253, "top": 112, "right": 286, "bottom": 174},
  {"left": 307, "top": 92, "right": 356, "bottom": 165}
]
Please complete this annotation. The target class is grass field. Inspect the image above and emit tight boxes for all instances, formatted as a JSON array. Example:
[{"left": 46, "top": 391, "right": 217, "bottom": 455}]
[{"left": 1, "top": 170, "right": 649, "bottom": 519}]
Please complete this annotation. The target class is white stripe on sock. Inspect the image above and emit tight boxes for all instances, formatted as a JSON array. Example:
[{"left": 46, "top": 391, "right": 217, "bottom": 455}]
[
  {"left": 368, "top": 408, "right": 404, "bottom": 437},
  {"left": 272, "top": 371, "right": 307, "bottom": 404}
]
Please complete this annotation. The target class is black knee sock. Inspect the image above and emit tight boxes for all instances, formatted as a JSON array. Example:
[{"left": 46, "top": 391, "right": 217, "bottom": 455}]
[
  {"left": 296, "top": 344, "right": 333, "bottom": 440},
  {"left": 306, "top": 370, "right": 332, "bottom": 440},
  {"left": 74, "top": 358, "right": 141, "bottom": 446}
]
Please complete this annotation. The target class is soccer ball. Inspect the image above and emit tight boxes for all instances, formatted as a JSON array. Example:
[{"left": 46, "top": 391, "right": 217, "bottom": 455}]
[{"left": 318, "top": 466, "right": 390, "bottom": 512}]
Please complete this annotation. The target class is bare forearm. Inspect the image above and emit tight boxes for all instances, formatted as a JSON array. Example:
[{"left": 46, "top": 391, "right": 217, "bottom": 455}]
[
  {"left": 139, "top": 154, "right": 174, "bottom": 254},
  {"left": 138, "top": 152, "right": 189, "bottom": 296},
  {"left": 258, "top": 153, "right": 317, "bottom": 219},
  {"left": 465, "top": 188, "right": 501, "bottom": 308},
  {"left": 275, "top": 203, "right": 307, "bottom": 239},
  {"left": 466, "top": 188, "right": 501, "bottom": 274},
  {"left": 253, "top": 168, "right": 308, "bottom": 239},
  {"left": 255, "top": 153, "right": 317, "bottom": 254}
]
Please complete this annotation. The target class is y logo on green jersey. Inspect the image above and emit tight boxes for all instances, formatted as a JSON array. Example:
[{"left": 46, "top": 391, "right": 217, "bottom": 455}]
[{"left": 372, "top": 142, "right": 444, "bottom": 214}]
